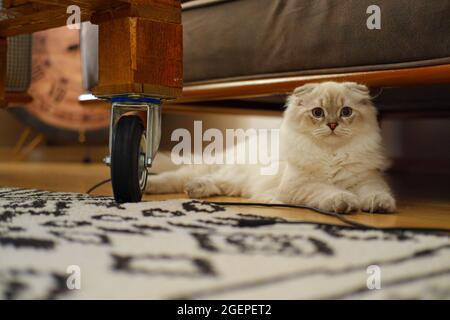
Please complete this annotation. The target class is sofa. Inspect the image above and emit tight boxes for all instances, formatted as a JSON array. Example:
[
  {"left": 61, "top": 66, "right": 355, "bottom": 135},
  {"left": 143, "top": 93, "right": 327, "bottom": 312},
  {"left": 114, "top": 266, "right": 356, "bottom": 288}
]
[{"left": 81, "top": 0, "right": 450, "bottom": 104}]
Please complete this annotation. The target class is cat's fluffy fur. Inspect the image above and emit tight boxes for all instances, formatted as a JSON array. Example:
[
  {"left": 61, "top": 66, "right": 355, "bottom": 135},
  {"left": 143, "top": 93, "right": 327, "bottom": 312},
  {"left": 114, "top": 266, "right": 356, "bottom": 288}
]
[{"left": 147, "top": 82, "right": 396, "bottom": 213}]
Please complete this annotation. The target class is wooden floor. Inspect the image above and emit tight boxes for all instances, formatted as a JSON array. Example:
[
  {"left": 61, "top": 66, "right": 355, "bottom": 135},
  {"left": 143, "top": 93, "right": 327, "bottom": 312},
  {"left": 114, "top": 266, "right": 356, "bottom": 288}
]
[{"left": 0, "top": 162, "right": 449, "bottom": 230}]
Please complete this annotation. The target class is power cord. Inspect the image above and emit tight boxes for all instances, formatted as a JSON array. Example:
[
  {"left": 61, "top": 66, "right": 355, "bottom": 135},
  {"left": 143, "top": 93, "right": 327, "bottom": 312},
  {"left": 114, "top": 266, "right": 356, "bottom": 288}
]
[
  {"left": 207, "top": 201, "right": 450, "bottom": 233},
  {"left": 86, "top": 178, "right": 112, "bottom": 195},
  {"left": 86, "top": 179, "right": 450, "bottom": 233},
  {"left": 207, "top": 201, "right": 373, "bottom": 229},
  {"left": 86, "top": 172, "right": 158, "bottom": 194}
]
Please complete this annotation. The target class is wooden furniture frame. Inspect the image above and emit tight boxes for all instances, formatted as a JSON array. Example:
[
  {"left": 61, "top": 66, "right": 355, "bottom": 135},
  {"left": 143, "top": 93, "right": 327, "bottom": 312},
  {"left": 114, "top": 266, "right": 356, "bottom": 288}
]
[
  {"left": 0, "top": 0, "right": 183, "bottom": 105},
  {"left": 179, "top": 64, "right": 450, "bottom": 103}
]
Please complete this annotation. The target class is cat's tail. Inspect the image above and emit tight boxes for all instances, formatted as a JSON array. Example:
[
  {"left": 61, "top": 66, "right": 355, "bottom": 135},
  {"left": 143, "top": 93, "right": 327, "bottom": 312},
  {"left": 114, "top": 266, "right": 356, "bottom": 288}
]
[{"left": 146, "top": 164, "right": 210, "bottom": 194}]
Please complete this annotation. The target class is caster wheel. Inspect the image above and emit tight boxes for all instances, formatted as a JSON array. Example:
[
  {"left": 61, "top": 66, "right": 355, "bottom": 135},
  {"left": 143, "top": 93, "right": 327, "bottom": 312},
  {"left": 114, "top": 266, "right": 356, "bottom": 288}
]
[{"left": 111, "top": 115, "right": 148, "bottom": 203}]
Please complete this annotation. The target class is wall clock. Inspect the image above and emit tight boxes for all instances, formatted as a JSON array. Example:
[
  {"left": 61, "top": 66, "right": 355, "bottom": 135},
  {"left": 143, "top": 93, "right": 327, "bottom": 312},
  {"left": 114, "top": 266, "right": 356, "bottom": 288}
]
[{"left": 12, "top": 26, "right": 110, "bottom": 143}]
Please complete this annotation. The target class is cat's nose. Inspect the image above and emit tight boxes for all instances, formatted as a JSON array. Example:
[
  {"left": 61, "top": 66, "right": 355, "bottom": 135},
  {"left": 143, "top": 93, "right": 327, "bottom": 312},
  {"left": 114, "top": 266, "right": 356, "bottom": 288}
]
[{"left": 327, "top": 122, "right": 338, "bottom": 131}]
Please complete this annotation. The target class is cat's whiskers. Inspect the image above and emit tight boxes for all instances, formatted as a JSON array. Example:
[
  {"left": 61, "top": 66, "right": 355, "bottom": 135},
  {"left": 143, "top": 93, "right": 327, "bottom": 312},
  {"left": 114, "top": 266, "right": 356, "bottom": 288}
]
[
  {"left": 312, "top": 127, "right": 331, "bottom": 137},
  {"left": 335, "top": 127, "right": 351, "bottom": 136}
]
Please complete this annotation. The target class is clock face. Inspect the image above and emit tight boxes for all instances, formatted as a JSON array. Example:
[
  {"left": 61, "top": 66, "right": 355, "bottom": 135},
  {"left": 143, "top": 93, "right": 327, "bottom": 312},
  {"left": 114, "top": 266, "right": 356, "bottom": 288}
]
[{"left": 24, "top": 26, "right": 110, "bottom": 133}]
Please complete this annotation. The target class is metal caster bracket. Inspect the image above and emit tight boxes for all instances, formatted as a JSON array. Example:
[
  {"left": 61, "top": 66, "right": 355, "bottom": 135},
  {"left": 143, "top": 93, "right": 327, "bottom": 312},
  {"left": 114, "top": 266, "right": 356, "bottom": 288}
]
[{"left": 100, "top": 94, "right": 162, "bottom": 202}]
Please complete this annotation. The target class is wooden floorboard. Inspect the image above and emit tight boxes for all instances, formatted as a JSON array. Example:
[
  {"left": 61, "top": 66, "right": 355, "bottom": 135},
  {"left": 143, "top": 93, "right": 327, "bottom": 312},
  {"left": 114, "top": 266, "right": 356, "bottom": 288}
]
[{"left": 0, "top": 161, "right": 449, "bottom": 230}]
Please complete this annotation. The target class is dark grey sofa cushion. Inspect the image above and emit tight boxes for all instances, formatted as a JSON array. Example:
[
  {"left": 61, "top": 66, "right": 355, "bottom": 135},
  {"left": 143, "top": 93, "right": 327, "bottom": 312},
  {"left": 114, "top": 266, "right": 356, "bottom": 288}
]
[{"left": 183, "top": 0, "right": 450, "bottom": 83}]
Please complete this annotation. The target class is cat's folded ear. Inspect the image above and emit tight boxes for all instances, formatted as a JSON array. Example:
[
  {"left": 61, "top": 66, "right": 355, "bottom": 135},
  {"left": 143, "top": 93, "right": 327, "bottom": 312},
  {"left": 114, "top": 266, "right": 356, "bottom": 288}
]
[
  {"left": 343, "top": 82, "right": 372, "bottom": 103},
  {"left": 288, "top": 83, "right": 318, "bottom": 106},
  {"left": 343, "top": 82, "right": 370, "bottom": 95},
  {"left": 292, "top": 83, "right": 318, "bottom": 97}
]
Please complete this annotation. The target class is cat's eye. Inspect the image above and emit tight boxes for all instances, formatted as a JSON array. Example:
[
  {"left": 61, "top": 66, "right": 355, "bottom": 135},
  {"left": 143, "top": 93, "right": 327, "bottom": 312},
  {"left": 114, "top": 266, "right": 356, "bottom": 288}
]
[
  {"left": 312, "top": 107, "right": 324, "bottom": 118},
  {"left": 340, "top": 106, "right": 353, "bottom": 117}
]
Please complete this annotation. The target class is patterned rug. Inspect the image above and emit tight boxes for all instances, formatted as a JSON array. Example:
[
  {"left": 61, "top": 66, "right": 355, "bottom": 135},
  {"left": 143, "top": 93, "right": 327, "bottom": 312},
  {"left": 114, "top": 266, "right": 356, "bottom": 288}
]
[{"left": 0, "top": 188, "right": 449, "bottom": 299}]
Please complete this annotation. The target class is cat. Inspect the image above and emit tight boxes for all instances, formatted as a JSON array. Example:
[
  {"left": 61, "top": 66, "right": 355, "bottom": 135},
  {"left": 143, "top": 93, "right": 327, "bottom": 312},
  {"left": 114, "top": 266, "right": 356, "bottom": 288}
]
[{"left": 147, "top": 81, "right": 396, "bottom": 213}]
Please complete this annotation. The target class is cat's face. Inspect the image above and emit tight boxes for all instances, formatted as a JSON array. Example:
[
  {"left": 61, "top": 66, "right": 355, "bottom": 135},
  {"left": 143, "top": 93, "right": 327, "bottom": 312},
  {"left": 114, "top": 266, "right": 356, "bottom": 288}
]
[{"left": 285, "top": 82, "right": 379, "bottom": 145}]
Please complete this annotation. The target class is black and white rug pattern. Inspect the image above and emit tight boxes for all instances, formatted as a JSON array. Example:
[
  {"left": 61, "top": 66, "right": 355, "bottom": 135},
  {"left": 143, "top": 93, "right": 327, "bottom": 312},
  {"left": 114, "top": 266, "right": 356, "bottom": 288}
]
[{"left": 0, "top": 188, "right": 449, "bottom": 299}]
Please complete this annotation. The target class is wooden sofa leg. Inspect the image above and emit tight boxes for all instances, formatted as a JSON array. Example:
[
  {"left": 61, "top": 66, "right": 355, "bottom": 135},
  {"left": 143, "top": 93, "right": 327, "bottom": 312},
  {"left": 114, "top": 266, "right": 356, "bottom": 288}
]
[
  {"left": 92, "top": 1, "right": 183, "bottom": 99},
  {"left": 0, "top": 38, "right": 6, "bottom": 107}
]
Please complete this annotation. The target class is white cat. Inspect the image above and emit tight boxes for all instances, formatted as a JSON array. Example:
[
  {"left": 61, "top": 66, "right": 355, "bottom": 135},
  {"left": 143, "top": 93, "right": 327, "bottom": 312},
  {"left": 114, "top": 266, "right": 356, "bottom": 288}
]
[{"left": 147, "top": 81, "right": 396, "bottom": 213}]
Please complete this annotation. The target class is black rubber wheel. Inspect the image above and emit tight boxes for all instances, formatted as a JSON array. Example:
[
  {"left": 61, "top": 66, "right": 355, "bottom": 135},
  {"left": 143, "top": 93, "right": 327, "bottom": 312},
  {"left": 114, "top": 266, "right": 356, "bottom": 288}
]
[{"left": 111, "top": 115, "right": 148, "bottom": 203}]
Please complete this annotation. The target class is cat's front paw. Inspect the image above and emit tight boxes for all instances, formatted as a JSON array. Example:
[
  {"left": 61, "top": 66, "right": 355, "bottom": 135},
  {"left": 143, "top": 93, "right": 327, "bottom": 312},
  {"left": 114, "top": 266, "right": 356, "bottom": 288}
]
[
  {"left": 360, "top": 192, "right": 396, "bottom": 213},
  {"left": 184, "top": 178, "right": 220, "bottom": 199},
  {"left": 319, "top": 192, "right": 359, "bottom": 214}
]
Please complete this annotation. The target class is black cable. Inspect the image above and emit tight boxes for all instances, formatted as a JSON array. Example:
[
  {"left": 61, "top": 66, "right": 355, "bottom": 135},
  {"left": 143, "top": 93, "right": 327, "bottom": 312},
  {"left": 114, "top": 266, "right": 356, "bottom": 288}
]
[
  {"left": 371, "top": 87, "right": 384, "bottom": 100},
  {"left": 86, "top": 178, "right": 111, "bottom": 195},
  {"left": 85, "top": 179, "right": 450, "bottom": 233},
  {"left": 86, "top": 172, "right": 157, "bottom": 194},
  {"left": 207, "top": 201, "right": 450, "bottom": 233},
  {"left": 207, "top": 201, "right": 373, "bottom": 229}
]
